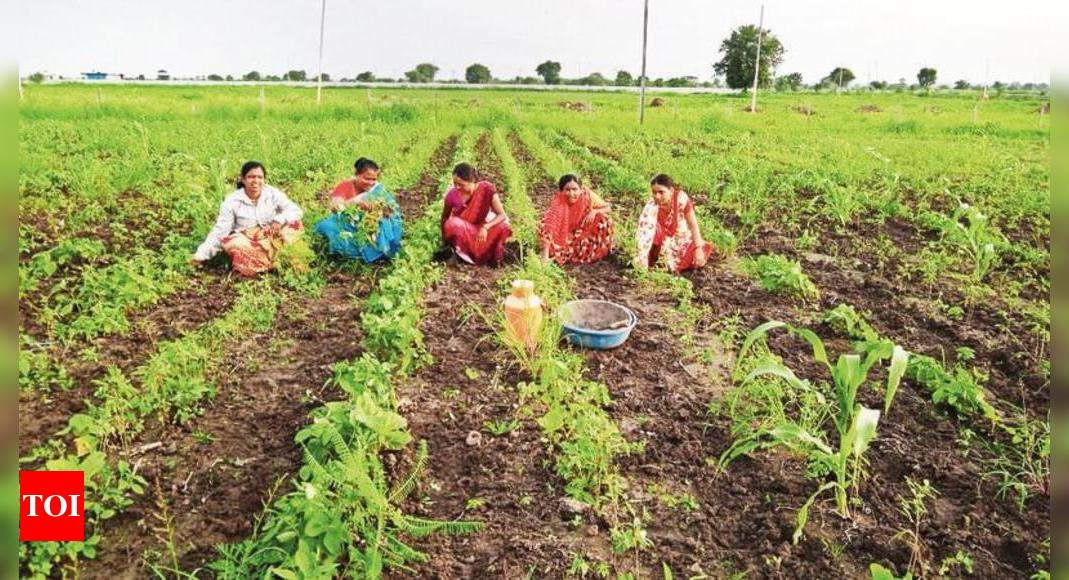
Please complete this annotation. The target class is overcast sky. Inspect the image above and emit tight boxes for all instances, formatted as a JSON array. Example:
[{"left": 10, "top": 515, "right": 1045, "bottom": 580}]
[{"left": 11, "top": 0, "right": 1060, "bottom": 85}]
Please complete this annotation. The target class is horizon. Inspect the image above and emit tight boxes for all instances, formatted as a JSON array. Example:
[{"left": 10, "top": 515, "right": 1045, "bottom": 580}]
[{"left": 15, "top": 1, "right": 1058, "bottom": 86}]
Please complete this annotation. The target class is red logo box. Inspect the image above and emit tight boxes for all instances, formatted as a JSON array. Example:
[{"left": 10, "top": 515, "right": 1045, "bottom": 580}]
[{"left": 19, "top": 471, "right": 85, "bottom": 542}]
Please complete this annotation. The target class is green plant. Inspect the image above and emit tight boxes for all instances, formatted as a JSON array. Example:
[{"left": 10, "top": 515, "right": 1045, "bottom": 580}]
[
  {"left": 484, "top": 419, "right": 521, "bottom": 436},
  {"left": 823, "top": 304, "right": 879, "bottom": 341},
  {"left": 740, "top": 254, "right": 819, "bottom": 299},
  {"left": 982, "top": 415, "right": 1049, "bottom": 511},
  {"left": 938, "top": 549, "right": 974, "bottom": 576},
  {"left": 720, "top": 322, "right": 907, "bottom": 541},
  {"left": 893, "top": 477, "right": 938, "bottom": 575},
  {"left": 869, "top": 562, "right": 913, "bottom": 580},
  {"left": 611, "top": 513, "right": 653, "bottom": 554},
  {"left": 906, "top": 354, "right": 999, "bottom": 421}
]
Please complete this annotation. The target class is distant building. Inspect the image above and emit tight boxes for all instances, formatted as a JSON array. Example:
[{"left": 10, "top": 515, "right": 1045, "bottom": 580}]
[
  {"left": 157, "top": 69, "right": 170, "bottom": 81},
  {"left": 82, "top": 71, "right": 107, "bottom": 80}
]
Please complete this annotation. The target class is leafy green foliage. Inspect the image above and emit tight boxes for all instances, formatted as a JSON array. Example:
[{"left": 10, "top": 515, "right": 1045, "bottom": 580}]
[
  {"left": 714, "top": 24, "right": 786, "bottom": 89},
  {"left": 740, "top": 253, "right": 819, "bottom": 299},
  {"left": 720, "top": 322, "right": 908, "bottom": 541}
]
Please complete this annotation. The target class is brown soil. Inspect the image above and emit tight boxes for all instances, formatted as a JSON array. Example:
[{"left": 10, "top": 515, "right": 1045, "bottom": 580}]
[
  {"left": 393, "top": 133, "right": 597, "bottom": 578},
  {"left": 744, "top": 224, "right": 1049, "bottom": 418},
  {"left": 529, "top": 133, "right": 1047, "bottom": 577},
  {"left": 77, "top": 275, "right": 376, "bottom": 578},
  {"left": 19, "top": 275, "right": 238, "bottom": 458}
]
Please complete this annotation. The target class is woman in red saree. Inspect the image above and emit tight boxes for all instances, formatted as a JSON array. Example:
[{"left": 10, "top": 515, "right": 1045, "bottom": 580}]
[
  {"left": 539, "top": 174, "right": 614, "bottom": 265},
  {"left": 440, "top": 163, "right": 512, "bottom": 265},
  {"left": 633, "top": 173, "right": 713, "bottom": 273}
]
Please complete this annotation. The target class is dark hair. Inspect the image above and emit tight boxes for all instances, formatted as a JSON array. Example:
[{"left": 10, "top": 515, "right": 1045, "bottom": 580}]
[
  {"left": 558, "top": 174, "right": 581, "bottom": 190},
  {"left": 452, "top": 162, "right": 477, "bottom": 182},
  {"left": 650, "top": 173, "right": 677, "bottom": 189},
  {"left": 354, "top": 157, "right": 380, "bottom": 174},
  {"left": 236, "top": 161, "right": 266, "bottom": 189}
]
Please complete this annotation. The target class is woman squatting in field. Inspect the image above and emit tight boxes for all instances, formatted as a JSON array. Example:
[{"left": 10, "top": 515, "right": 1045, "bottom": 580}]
[
  {"left": 538, "top": 173, "right": 615, "bottom": 265},
  {"left": 440, "top": 162, "right": 512, "bottom": 265},
  {"left": 191, "top": 161, "right": 307, "bottom": 276},
  {"left": 632, "top": 173, "right": 713, "bottom": 273},
  {"left": 314, "top": 157, "right": 403, "bottom": 263}
]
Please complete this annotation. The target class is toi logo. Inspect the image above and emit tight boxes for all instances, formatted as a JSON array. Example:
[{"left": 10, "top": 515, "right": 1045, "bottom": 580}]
[{"left": 19, "top": 471, "right": 85, "bottom": 542}]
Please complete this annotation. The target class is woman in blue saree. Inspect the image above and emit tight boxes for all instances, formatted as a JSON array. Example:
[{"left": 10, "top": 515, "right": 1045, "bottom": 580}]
[{"left": 314, "top": 157, "right": 402, "bottom": 263}]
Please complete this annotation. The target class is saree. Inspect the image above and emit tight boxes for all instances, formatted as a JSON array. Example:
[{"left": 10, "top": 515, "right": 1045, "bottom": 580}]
[
  {"left": 314, "top": 182, "right": 403, "bottom": 263},
  {"left": 221, "top": 221, "right": 306, "bottom": 277},
  {"left": 539, "top": 189, "right": 614, "bottom": 265},
  {"left": 634, "top": 190, "right": 711, "bottom": 273},
  {"left": 441, "top": 181, "right": 511, "bottom": 265}
]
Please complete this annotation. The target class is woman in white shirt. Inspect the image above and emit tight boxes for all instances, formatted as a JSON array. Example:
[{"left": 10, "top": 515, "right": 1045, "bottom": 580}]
[{"left": 191, "top": 161, "right": 306, "bottom": 276}]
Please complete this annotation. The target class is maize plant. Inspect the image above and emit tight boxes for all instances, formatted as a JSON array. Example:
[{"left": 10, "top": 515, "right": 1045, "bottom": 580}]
[{"left": 720, "top": 321, "right": 908, "bottom": 542}]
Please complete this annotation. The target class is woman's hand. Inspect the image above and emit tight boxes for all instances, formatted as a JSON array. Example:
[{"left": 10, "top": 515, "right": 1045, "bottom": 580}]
[
  {"left": 330, "top": 198, "right": 347, "bottom": 212},
  {"left": 581, "top": 211, "right": 595, "bottom": 227},
  {"left": 188, "top": 256, "right": 203, "bottom": 269},
  {"left": 264, "top": 222, "right": 282, "bottom": 236},
  {"left": 693, "top": 243, "right": 708, "bottom": 267},
  {"left": 477, "top": 224, "right": 489, "bottom": 244}
]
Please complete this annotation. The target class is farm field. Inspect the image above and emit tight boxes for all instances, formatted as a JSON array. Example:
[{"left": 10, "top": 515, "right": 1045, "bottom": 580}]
[{"left": 18, "top": 84, "right": 1050, "bottom": 578}]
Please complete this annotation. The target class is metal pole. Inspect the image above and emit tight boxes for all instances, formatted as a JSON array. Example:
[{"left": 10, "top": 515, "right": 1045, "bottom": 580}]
[
  {"left": 316, "top": 0, "right": 327, "bottom": 105},
  {"left": 749, "top": 4, "right": 764, "bottom": 112},
  {"left": 638, "top": 0, "right": 649, "bottom": 124}
]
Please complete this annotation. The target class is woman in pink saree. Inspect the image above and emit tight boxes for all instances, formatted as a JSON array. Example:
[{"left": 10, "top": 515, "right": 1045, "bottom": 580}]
[{"left": 440, "top": 163, "right": 512, "bottom": 265}]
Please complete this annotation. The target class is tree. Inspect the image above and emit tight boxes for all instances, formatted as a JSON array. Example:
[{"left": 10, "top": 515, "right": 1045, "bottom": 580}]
[
  {"left": 404, "top": 63, "right": 438, "bottom": 83},
  {"left": 578, "top": 72, "right": 609, "bottom": 86},
  {"left": 28, "top": 72, "right": 45, "bottom": 83},
  {"left": 535, "top": 61, "right": 562, "bottom": 85},
  {"left": 356, "top": 71, "right": 375, "bottom": 82},
  {"left": 283, "top": 70, "right": 307, "bottom": 81},
  {"left": 319, "top": 72, "right": 331, "bottom": 81},
  {"left": 207, "top": 74, "right": 224, "bottom": 81},
  {"left": 821, "top": 67, "right": 855, "bottom": 89},
  {"left": 954, "top": 79, "right": 971, "bottom": 90},
  {"left": 465, "top": 63, "right": 491, "bottom": 84},
  {"left": 775, "top": 72, "right": 803, "bottom": 91},
  {"left": 713, "top": 24, "right": 785, "bottom": 89},
  {"left": 243, "top": 70, "right": 261, "bottom": 81},
  {"left": 869, "top": 80, "right": 888, "bottom": 90},
  {"left": 665, "top": 76, "right": 698, "bottom": 88},
  {"left": 225, "top": 75, "right": 234, "bottom": 81},
  {"left": 615, "top": 70, "right": 633, "bottom": 86},
  {"left": 917, "top": 67, "right": 937, "bottom": 88}
]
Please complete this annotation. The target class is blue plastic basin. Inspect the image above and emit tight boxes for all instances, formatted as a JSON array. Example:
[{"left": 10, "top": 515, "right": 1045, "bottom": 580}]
[{"left": 560, "top": 299, "right": 638, "bottom": 350}]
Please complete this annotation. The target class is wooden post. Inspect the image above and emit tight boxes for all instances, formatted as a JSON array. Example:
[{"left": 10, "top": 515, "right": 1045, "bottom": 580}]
[
  {"left": 316, "top": 0, "right": 327, "bottom": 105},
  {"left": 638, "top": 0, "right": 649, "bottom": 124},
  {"left": 749, "top": 4, "right": 764, "bottom": 112}
]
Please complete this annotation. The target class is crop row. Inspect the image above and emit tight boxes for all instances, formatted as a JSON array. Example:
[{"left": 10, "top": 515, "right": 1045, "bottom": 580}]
[{"left": 207, "top": 129, "right": 482, "bottom": 578}]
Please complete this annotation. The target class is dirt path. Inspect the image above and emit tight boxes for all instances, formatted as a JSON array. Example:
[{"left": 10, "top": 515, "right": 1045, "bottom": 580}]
[
  {"left": 395, "top": 134, "right": 601, "bottom": 578},
  {"left": 515, "top": 133, "right": 741, "bottom": 575}
]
